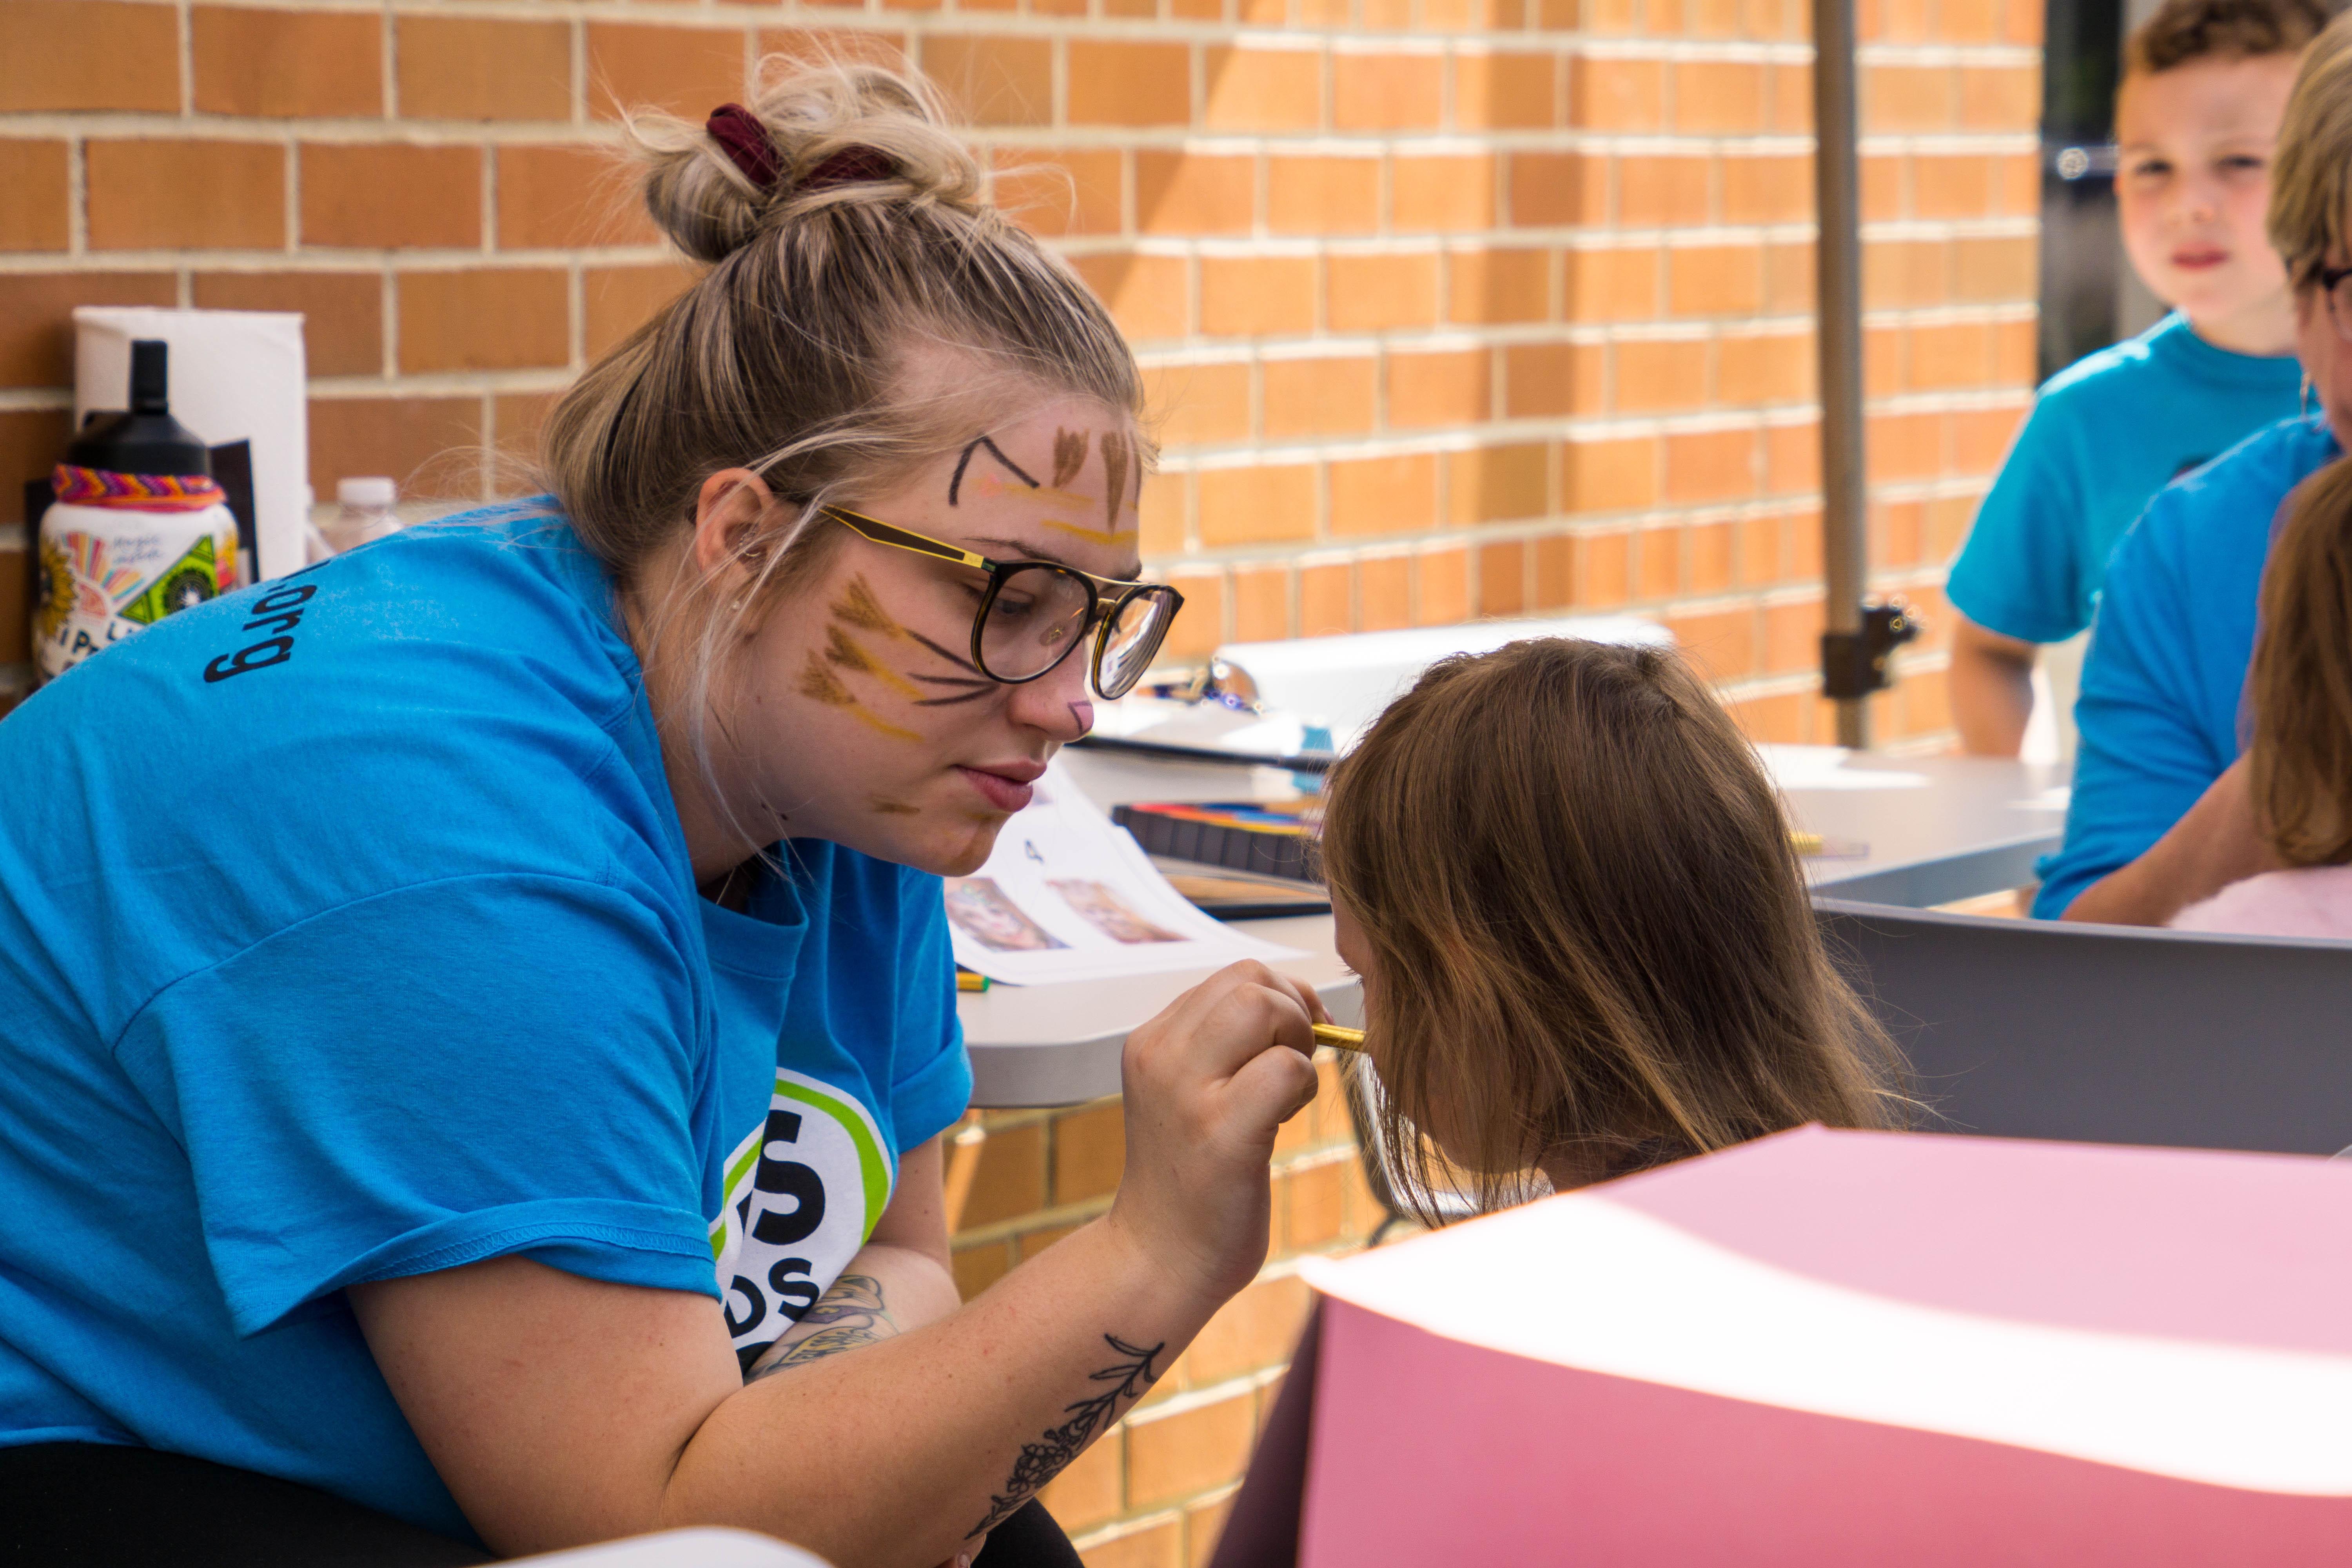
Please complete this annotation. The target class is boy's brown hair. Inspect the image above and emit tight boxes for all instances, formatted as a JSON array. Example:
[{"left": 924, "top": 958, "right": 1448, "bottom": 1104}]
[
  {"left": 2126, "top": 0, "right": 2330, "bottom": 76},
  {"left": 1316, "top": 639, "right": 1904, "bottom": 1218},
  {"left": 2251, "top": 457, "right": 2352, "bottom": 864}
]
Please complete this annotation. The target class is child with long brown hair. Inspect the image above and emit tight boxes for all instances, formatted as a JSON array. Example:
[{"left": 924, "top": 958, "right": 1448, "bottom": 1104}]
[
  {"left": 1318, "top": 637, "right": 1906, "bottom": 1215},
  {"left": 2172, "top": 456, "right": 2352, "bottom": 936}
]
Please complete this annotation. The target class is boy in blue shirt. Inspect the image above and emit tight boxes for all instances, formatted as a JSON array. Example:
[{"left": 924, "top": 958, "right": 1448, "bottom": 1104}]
[{"left": 1945, "top": 0, "right": 2323, "bottom": 755}]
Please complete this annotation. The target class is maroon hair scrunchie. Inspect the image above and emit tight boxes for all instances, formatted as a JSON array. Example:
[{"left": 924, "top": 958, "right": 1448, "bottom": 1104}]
[{"left": 706, "top": 103, "right": 780, "bottom": 190}]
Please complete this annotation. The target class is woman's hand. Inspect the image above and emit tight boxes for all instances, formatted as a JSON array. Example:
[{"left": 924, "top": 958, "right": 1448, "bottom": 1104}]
[{"left": 1105, "top": 961, "right": 1325, "bottom": 1308}]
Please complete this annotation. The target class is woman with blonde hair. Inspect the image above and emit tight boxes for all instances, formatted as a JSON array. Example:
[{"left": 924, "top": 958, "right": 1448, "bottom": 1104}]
[
  {"left": 0, "top": 63, "right": 1327, "bottom": 1568},
  {"left": 1317, "top": 638, "right": 1904, "bottom": 1214}
]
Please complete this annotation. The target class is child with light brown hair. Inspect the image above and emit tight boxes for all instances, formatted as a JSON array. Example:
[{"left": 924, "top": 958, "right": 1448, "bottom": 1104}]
[
  {"left": 2172, "top": 457, "right": 2352, "bottom": 937},
  {"left": 1316, "top": 637, "right": 1905, "bottom": 1215}
]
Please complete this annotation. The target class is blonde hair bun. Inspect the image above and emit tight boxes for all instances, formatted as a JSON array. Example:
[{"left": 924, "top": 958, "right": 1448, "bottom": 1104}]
[{"left": 627, "top": 60, "right": 986, "bottom": 265}]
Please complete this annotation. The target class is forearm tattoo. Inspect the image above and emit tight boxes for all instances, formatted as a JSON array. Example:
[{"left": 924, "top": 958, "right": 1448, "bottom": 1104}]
[
  {"left": 965, "top": 1335, "right": 1165, "bottom": 1539},
  {"left": 747, "top": 1274, "right": 894, "bottom": 1382}
]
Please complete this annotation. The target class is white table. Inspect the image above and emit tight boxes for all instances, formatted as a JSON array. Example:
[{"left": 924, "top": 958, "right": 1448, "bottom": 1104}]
[{"left": 959, "top": 746, "right": 2067, "bottom": 1107}]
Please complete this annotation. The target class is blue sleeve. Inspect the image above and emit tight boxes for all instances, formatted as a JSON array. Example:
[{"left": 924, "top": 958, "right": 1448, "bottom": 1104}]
[
  {"left": 887, "top": 875, "right": 971, "bottom": 1152},
  {"left": 1945, "top": 399, "right": 2094, "bottom": 644},
  {"left": 2030, "top": 508, "right": 2234, "bottom": 918},
  {"left": 115, "top": 873, "right": 718, "bottom": 1336}
]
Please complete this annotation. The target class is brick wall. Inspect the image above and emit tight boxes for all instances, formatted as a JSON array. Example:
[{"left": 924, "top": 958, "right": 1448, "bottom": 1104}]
[{"left": 0, "top": 0, "right": 2040, "bottom": 1557}]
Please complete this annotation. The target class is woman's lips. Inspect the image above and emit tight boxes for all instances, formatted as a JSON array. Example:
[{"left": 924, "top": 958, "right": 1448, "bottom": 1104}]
[
  {"left": 2171, "top": 249, "right": 2228, "bottom": 270},
  {"left": 956, "top": 765, "right": 1037, "bottom": 813}
]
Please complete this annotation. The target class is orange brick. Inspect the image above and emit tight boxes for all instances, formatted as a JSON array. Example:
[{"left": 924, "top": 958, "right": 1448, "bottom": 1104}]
[
  {"left": 1996, "top": 151, "right": 2040, "bottom": 216},
  {"left": 1673, "top": 60, "right": 1764, "bottom": 132},
  {"left": 1418, "top": 544, "right": 1471, "bottom": 624},
  {"left": 1074, "top": 253, "right": 1191, "bottom": 341},
  {"left": 1717, "top": 330, "right": 1814, "bottom": 405},
  {"left": 1299, "top": 559, "right": 1351, "bottom": 634},
  {"left": 1146, "top": 361, "right": 1251, "bottom": 447},
  {"left": 1136, "top": 153, "right": 1254, "bottom": 236},
  {"left": 1689, "top": 519, "right": 1734, "bottom": 595},
  {"left": 194, "top": 7, "right": 381, "bottom": 118},
  {"left": 1358, "top": 553, "right": 1411, "bottom": 631},
  {"left": 958, "top": 1122, "right": 1045, "bottom": 1228},
  {"left": 1449, "top": 443, "right": 1549, "bottom": 524},
  {"left": 1763, "top": 596, "right": 1825, "bottom": 674},
  {"left": 0, "top": 142, "right": 71, "bottom": 254},
  {"left": 1448, "top": 247, "right": 1552, "bottom": 324},
  {"left": 1507, "top": 153, "right": 1598, "bottom": 229},
  {"left": 499, "top": 146, "right": 657, "bottom": 251},
  {"left": 1330, "top": 454, "right": 1438, "bottom": 537},
  {"left": 1861, "top": 153, "right": 1904, "bottom": 221},
  {"left": 1960, "top": 63, "right": 2040, "bottom": 130},
  {"left": 1913, "top": 153, "right": 1993, "bottom": 219},
  {"left": 1728, "top": 690, "right": 1808, "bottom": 744},
  {"left": 304, "top": 145, "right": 480, "bottom": 250},
  {"left": 1739, "top": 511, "right": 1788, "bottom": 585},
  {"left": 0, "top": 2, "right": 179, "bottom": 113},
  {"left": 308, "top": 396, "right": 485, "bottom": 501},
  {"left": 1563, "top": 436, "right": 1658, "bottom": 513},
  {"left": 1874, "top": 496, "right": 1926, "bottom": 566},
  {"left": 1187, "top": 1275, "right": 1312, "bottom": 1385},
  {"left": 951, "top": 1242, "right": 1012, "bottom": 1300},
  {"left": 1070, "top": 41, "right": 1192, "bottom": 127},
  {"left": 1038, "top": 1428, "right": 1123, "bottom": 1532},
  {"left": 1, "top": 410, "right": 73, "bottom": 526},
  {"left": 1478, "top": 539, "right": 1528, "bottom": 615},
  {"left": 1187, "top": 1493, "right": 1237, "bottom": 1568},
  {"left": 995, "top": 149, "right": 1125, "bottom": 239},
  {"left": 1505, "top": 341, "right": 1599, "bottom": 416},
  {"left": 1568, "top": 55, "right": 1664, "bottom": 129},
  {"left": 399, "top": 269, "right": 568, "bottom": 373},
  {"left": 1261, "top": 356, "right": 1376, "bottom": 438},
  {"left": 1164, "top": 569, "right": 1227, "bottom": 658},
  {"left": 1388, "top": 347, "right": 1492, "bottom": 427},
  {"left": 1566, "top": 247, "right": 1659, "bottom": 322},
  {"left": 586, "top": 22, "right": 747, "bottom": 121},
  {"left": 1201, "top": 257, "right": 1316, "bottom": 337},
  {"left": 1140, "top": 471, "right": 1187, "bottom": 556},
  {"left": 1613, "top": 337, "right": 1710, "bottom": 411},
  {"left": 1637, "top": 523, "right": 1680, "bottom": 600},
  {"left": 1953, "top": 403, "right": 2027, "bottom": 472},
  {"left": 1325, "top": 254, "right": 1438, "bottom": 331},
  {"left": 1722, "top": 154, "right": 1811, "bottom": 225},
  {"left": 1907, "top": 319, "right": 1993, "bottom": 389},
  {"left": 1763, "top": 240, "right": 1815, "bottom": 313},
  {"left": 1865, "top": 64, "right": 1954, "bottom": 132},
  {"left": 1455, "top": 50, "right": 1558, "bottom": 128},
  {"left": 1617, "top": 154, "right": 1713, "bottom": 228},
  {"left": 1334, "top": 51, "right": 1445, "bottom": 130},
  {"left": 1866, "top": 409, "right": 1940, "bottom": 481},
  {"left": 1267, "top": 156, "right": 1379, "bottom": 236},
  {"left": 585, "top": 263, "right": 697, "bottom": 359},
  {"left": 1954, "top": 235, "right": 2038, "bottom": 302},
  {"left": 1664, "top": 427, "right": 1757, "bottom": 503},
  {"left": 1392, "top": 156, "right": 1498, "bottom": 233},
  {"left": 192, "top": 271, "right": 383, "bottom": 379},
  {"left": 0, "top": 273, "right": 177, "bottom": 390},
  {"left": 1665, "top": 604, "right": 1758, "bottom": 677},
  {"left": 1198, "top": 463, "right": 1318, "bottom": 546},
  {"left": 398, "top": 16, "right": 571, "bottom": 123},
  {"left": 1203, "top": 46, "right": 1323, "bottom": 131},
  {"left": 1534, "top": 528, "right": 1578, "bottom": 608},
  {"left": 491, "top": 392, "right": 559, "bottom": 482},
  {"left": 1051, "top": 1101, "right": 1125, "bottom": 1206},
  {"left": 1864, "top": 237, "right": 1947, "bottom": 308},
  {"left": 922, "top": 34, "right": 1053, "bottom": 126},
  {"left": 1232, "top": 564, "right": 1293, "bottom": 642},
  {"left": 1668, "top": 243, "right": 1764, "bottom": 317},
  {"left": 1765, "top": 419, "right": 1820, "bottom": 494},
  {"left": 1770, "top": 59, "right": 1814, "bottom": 132},
  {"left": 87, "top": 142, "right": 286, "bottom": 251}
]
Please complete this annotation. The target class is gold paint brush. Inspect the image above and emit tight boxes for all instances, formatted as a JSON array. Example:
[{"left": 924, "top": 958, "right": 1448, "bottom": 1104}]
[{"left": 1311, "top": 1022, "right": 1366, "bottom": 1052}]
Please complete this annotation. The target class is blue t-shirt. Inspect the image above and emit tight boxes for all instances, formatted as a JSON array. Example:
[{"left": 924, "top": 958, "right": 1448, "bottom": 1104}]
[
  {"left": 2033, "top": 414, "right": 2342, "bottom": 918},
  {"left": 1947, "top": 314, "right": 2303, "bottom": 644},
  {"left": 0, "top": 502, "right": 971, "bottom": 1539}
]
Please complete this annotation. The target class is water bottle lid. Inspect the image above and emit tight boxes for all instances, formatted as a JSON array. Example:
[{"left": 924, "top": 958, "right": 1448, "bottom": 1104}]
[
  {"left": 338, "top": 476, "right": 397, "bottom": 507},
  {"left": 65, "top": 339, "right": 211, "bottom": 478}
]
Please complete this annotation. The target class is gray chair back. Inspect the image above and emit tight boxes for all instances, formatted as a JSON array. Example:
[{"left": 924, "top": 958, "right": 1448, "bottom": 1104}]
[{"left": 1814, "top": 898, "right": 2352, "bottom": 1156}]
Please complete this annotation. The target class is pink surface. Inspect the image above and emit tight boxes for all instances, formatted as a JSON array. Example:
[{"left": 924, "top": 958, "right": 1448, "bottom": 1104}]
[
  {"left": 1595, "top": 1127, "right": 2352, "bottom": 1354},
  {"left": 1299, "top": 1297, "right": 2352, "bottom": 1566}
]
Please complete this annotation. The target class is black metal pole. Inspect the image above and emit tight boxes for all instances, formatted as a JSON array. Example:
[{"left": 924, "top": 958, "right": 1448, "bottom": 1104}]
[{"left": 1812, "top": 0, "right": 1869, "bottom": 748}]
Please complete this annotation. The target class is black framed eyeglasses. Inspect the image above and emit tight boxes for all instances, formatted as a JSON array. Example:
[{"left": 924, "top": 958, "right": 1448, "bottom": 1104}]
[
  {"left": 2316, "top": 263, "right": 2352, "bottom": 344},
  {"left": 820, "top": 505, "right": 1185, "bottom": 701}
]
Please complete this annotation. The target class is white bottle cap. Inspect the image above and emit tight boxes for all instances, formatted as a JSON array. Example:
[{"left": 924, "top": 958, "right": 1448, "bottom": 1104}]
[{"left": 338, "top": 476, "right": 397, "bottom": 507}]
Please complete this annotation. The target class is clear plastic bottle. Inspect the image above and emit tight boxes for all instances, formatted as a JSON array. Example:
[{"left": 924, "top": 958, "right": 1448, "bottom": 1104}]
[{"left": 324, "top": 476, "right": 399, "bottom": 554}]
